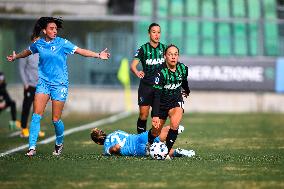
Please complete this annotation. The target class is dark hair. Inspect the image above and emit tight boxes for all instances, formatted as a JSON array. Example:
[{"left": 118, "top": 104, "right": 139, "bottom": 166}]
[
  {"left": 148, "top": 23, "right": 160, "bottom": 33},
  {"left": 164, "top": 44, "right": 180, "bottom": 55},
  {"left": 91, "top": 128, "right": 107, "bottom": 145},
  {"left": 32, "top": 17, "right": 63, "bottom": 38}
]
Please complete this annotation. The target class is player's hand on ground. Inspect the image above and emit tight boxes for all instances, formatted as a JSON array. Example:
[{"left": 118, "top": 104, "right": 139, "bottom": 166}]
[
  {"left": 99, "top": 48, "right": 110, "bottom": 60},
  {"left": 135, "top": 71, "right": 144, "bottom": 79},
  {"left": 152, "top": 117, "right": 160, "bottom": 129},
  {"left": 6, "top": 51, "right": 16, "bottom": 62}
]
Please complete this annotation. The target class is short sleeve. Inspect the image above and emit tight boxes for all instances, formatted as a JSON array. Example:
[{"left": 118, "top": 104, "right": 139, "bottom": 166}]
[
  {"left": 134, "top": 46, "right": 143, "bottom": 61},
  {"left": 63, "top": 39, "right": 78, "bottom": 55},
  {"left": 29, "top": 42, "right": 38, "bottom": 54},
  {"left": 103, "top": 137, "right": 112, "bottom": 156}
]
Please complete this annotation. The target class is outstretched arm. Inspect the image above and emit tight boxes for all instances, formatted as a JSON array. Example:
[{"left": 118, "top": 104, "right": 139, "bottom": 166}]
[
  {"left": 7, "top": 50, "right": 31, "bottom": 62},
  {"left": 75, "top": 48, "right": 110, "bottom": 60}
]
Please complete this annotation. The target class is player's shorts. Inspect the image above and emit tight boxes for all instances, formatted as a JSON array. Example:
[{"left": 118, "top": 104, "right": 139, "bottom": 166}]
[
  {"left": 36, "top": 79, "right": 68, "bottom": 102},
  {"left": 135, "top": 131, "right": 161, "bottom": 156},
  {"left": 138, "top": 81, "right": 155, "bottom": 106},
  {"left": 152, "top": 100, "right": 185, "bottom": 120}
]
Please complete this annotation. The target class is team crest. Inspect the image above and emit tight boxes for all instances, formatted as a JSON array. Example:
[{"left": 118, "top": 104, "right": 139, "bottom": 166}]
[
  {"left": 154, "top": 77, "right": 160, "bottom": 84},
  {"left": 51, "top": 46, "right": 56, "bottom": 51}
]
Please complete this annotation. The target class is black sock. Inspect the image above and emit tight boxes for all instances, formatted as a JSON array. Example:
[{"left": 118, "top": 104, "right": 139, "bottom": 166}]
[
  {"left": 137, "top": 118, "right": 147, "bottom": 134},
  {"left": 148, "top": 129, "right": 156, "bottom": 144},
  {"left": 166, "top": 129, "right": 178, "bottom": 152}
]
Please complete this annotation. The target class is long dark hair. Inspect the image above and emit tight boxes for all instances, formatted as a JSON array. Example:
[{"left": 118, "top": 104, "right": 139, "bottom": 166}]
[{"left": 32, "top": 17, "right": 63, "bottom": 38}]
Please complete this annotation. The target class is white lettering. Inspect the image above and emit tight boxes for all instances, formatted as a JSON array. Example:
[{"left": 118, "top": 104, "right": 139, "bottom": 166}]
[
  {"left": 146, "top": 58, "right": 164, "bottom": 65},
  {"left": 189, "top": 66, "right": 263, "bottom": 82},
  {"left": 164, "top": 83, "right": 182, "bottom": 90}
]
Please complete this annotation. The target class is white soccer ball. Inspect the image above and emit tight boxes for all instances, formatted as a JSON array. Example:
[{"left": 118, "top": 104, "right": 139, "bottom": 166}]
[{"left": 149, "top": 142, "right": 168, "bottom": 160}]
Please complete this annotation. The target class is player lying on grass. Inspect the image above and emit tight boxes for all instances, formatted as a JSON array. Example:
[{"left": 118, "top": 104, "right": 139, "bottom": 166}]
[{"left": 91, "top": 125, "right": 195, "bottom": 158}]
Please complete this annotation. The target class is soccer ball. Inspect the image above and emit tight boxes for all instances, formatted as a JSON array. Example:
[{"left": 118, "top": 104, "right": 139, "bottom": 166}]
[{"left": 149, "top": 142, "right": 168, "bottom": 160}]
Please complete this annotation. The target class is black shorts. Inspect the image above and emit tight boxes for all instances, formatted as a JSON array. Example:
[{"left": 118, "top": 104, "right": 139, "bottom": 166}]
[
  {"left": 138, "top": 81, "right": 155, "bottom": 106},
  {"left": 152, "top": 100, "right": 185, "bottom": 120}
]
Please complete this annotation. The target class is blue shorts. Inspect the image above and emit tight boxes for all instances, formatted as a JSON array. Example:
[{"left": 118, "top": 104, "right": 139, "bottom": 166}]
[
  {"left": 135, "top": 131, "right": 161, "bottom": 156},
  {"left": 36, "top": 79, "right": 68, "bottom": 102}
]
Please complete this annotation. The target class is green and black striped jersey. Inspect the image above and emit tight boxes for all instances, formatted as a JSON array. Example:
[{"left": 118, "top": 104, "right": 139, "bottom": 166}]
[
  {"left": 152, "top": 62, "right": 190, "bottom": 117},
  {"left": 134, "top": 42, "right": 166, "bottom": 84}
]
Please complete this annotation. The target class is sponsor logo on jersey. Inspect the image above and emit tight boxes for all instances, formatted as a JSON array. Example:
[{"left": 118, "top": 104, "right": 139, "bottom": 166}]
[
  {"left": 164, "top": 82, "right": 182, "bottom": 90},
  {"left": 146, "top": 58, "right": 164, "bottom": 65},
  {"left": 51, "top": 46, "right": 56, "bottom": 51}
]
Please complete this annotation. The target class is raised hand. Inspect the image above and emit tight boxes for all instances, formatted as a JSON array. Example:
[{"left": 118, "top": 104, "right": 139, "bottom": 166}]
[
  {"left": 99, "top": 48, "right": 110, "bottom": 60},
  {"left": 6, "top": 51, "right": 16, "bottom": 62}
]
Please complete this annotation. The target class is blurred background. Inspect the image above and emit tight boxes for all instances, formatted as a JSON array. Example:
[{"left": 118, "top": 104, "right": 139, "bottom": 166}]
[{"left": 0, "top": 0, "right": 283, "bottom": 113}]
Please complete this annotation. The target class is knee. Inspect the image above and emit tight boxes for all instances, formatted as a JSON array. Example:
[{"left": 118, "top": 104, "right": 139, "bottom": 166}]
[
  {"left": 52, "top": 117, "right": 61, "bottom": 122},
  {"left": 170, "top": 122, "right": 180, "bottom": 130}
]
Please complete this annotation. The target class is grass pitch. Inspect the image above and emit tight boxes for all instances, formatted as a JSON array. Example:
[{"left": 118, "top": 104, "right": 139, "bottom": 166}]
[{"left": 0, "top": 112, "right": 283, "bottom": 189}]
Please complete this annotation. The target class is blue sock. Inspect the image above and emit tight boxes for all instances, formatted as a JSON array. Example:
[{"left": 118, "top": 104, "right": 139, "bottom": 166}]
[
  {"left": 53, "top": 120, "right": 64, "bottom": 145},
  {"left": 29, "top": 113, "right": 42, "bottom": 150}
]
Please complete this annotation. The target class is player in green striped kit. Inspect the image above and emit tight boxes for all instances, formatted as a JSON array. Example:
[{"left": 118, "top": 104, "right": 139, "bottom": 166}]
[
  {"left": 130, "top": 23, "right": 166, "bottom": 134},
  {"left": 148, "top": 44, "right": 190, "bottom": 158}
]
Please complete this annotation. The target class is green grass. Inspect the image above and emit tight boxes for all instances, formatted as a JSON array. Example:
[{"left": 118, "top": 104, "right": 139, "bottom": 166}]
[{"left": 0, "top": 112, "right": 284, "bottom": 189}]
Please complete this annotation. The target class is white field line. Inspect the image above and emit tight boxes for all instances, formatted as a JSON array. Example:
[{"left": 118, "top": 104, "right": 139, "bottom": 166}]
[{"left": 0, "top": 111, "right": 131, "bottom": 157}]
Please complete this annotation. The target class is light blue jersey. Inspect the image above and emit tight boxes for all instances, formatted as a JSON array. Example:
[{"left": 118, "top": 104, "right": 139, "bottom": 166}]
[
  {"left": 29, "top": 37, "right": 77, "bottom": 85},
  {"left": 104, "top": 130, "right": 160, "bottom": 156}
]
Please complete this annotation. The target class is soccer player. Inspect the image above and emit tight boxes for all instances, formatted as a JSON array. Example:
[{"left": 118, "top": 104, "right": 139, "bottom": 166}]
[
  {"left": 130, "top": 23, "right": 166, "bottom": 134},
  {"left": 148, "top": 44, "right": 190, "bottom": 157},
  {"left": 7, "top": 17, "right": 110, "bottom": 156},
  {"left": 0, "top": 72, "right": 18, "bottom": 129},
  {"left": 91, "top": 125, "right": 195, "bottom": 158},
  {"left": 19, "top": 35, "right": 45, "bottom": 138}
]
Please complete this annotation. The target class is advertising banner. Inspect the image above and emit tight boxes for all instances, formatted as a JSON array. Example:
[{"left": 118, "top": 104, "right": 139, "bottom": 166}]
[{"left": 181, "top": 57, "right": 276, "bottom": 91}]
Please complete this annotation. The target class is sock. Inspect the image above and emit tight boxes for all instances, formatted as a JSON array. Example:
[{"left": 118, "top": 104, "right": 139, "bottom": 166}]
[
  {"left": 53, "top": 120, "right": 64, "bottom": 145},
  {"left": 166, "top": 129, "right": 178, "bottom": 152},
  {"left": 147, "top": 129, "right": 156, "bottom": 144},
  {"left": 29, "top": 113, "right": 42, "bottom": 150},
  {"left": 137, "top": 118, "right": 147, "bottom": 134}
]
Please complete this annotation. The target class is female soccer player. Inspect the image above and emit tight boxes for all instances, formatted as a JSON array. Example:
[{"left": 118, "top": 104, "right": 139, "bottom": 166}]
[
  {"left": 91, "top": 125, "right": 195, "bottom": 158},
  {"left": 147, "top": 44, "right": 190, "bottom": 158},
  {"left": 130, "top": 23, "right": 166, "bottom": 134},
  {"left": 7, "top": 17, "right": 110, "bottom": 156}
]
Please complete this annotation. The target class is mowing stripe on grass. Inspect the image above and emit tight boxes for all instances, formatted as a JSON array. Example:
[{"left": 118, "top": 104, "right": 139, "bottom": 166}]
[{"left": 0, "top": 111, "right": 131, "bottom": 157}]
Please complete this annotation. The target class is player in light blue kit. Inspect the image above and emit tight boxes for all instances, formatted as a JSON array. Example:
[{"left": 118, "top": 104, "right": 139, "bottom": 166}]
[
  {"left": 7, "top": 17, "right": 110, "bottom": 156},
  {"left": 91, "top": 125, "right": 195, "bottom": 158}
]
